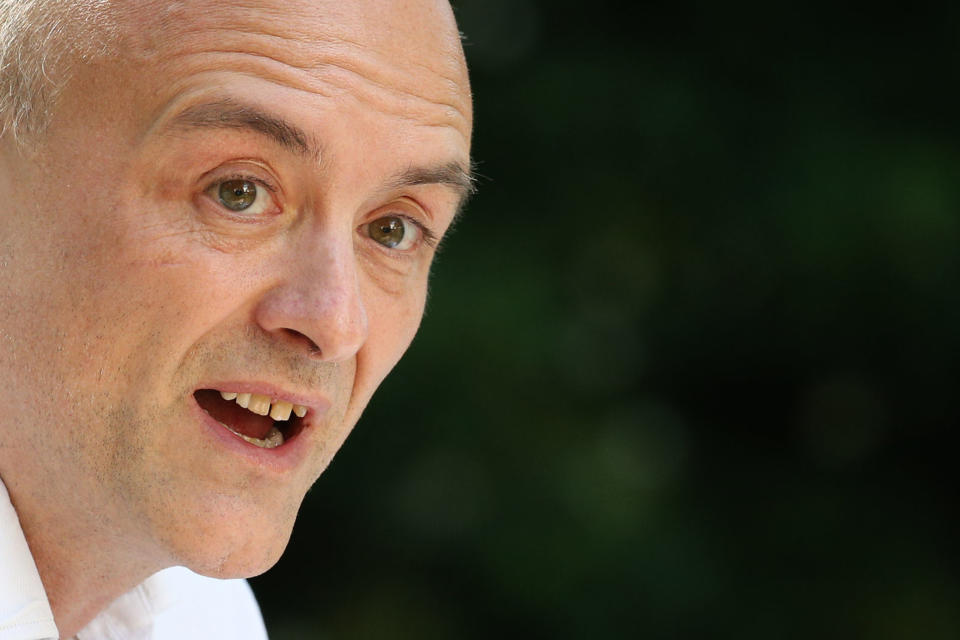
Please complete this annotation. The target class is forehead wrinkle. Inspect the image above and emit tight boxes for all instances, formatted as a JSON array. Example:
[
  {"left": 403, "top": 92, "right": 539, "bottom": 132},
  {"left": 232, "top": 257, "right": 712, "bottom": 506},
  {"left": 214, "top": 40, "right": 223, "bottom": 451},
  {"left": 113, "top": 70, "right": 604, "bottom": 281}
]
[
  {"left": 200, "top": 24, "right": 468, "bottom": 90},
  {"left": 151, "top": 25, "right": 470, "bottom": 130},
  {"left": 306, "top": 51, "right": 469, "bottom": 124},
  {"left": 292, "top": 31, "right": 469, "bottom": 102},
  {"left": 159, "top": 52, "right": 469, "bottom": 136},
  {"left": 140, "top": 1, "right": 469, "bottom": 89},
  {"left": 117, "top": 0, "right": 472, "bottom": 129}
]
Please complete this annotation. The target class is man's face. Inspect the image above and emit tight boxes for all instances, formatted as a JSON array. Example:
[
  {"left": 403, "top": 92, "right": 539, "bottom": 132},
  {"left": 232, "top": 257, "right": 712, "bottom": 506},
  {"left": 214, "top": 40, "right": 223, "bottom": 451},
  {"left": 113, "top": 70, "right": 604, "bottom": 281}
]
[{"left": 0, "top": 0, "right": 471, "bottom": 577}]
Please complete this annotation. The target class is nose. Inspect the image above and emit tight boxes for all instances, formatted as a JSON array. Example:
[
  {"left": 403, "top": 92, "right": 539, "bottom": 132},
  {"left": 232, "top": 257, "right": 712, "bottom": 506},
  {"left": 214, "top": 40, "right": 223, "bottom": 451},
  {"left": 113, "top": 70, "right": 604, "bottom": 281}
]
[{"left": 254, "top": 234, "right": 369, "bottom": 362}]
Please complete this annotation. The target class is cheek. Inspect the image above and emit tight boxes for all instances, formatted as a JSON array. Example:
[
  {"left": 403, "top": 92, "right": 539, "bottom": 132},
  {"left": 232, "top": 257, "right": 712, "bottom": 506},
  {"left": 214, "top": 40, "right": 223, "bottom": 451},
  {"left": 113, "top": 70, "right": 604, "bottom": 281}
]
[
  {"left": 45, "top": 222, "right": 245, "bottom": 398},
  {"left": 354, "top": 280, "right": 427, "bottom": 397}
]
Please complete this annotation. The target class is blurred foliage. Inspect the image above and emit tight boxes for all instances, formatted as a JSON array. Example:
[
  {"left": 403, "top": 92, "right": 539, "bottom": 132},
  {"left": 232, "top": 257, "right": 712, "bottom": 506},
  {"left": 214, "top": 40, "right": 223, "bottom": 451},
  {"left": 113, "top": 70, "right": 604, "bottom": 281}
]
[{"left": 251, "top": 1, "right": 960, "bottom": 638}]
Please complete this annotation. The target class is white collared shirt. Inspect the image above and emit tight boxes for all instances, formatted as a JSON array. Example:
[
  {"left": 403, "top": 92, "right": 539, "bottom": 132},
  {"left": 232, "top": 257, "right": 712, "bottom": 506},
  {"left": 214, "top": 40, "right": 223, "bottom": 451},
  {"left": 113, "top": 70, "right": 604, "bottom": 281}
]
[{"left": 0, "top": 480, "right": 269, "bottom": 640}]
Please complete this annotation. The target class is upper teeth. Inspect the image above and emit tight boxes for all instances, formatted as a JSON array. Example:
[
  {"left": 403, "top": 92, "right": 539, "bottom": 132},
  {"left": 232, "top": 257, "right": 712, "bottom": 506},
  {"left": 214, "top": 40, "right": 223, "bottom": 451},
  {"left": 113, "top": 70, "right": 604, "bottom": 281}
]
[{"left": 220, "top": 390, "right": 307, "bottom": 421}]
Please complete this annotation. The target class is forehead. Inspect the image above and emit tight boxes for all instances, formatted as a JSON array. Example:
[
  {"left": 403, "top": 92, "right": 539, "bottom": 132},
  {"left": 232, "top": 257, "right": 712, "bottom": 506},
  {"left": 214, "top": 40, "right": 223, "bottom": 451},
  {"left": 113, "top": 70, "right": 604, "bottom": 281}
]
[
  {"left": 117, "top": 0, "right": 465, "bottom": 65},
  {"left": 106, "top": 0, "right": 472, "bottom": 141}
]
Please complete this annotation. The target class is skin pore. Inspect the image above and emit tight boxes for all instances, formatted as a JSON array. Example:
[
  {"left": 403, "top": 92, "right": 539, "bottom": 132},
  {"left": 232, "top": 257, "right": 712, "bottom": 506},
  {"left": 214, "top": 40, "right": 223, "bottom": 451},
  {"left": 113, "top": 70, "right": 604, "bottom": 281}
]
[{"left": 0, "top": 0, "right": 471, "bottom": 637}]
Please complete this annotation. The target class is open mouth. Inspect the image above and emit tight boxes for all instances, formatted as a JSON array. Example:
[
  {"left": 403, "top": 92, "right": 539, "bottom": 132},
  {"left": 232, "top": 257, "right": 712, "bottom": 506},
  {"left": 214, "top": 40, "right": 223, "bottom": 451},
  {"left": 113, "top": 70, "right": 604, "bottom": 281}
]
[{"left": 194, "top": 389, "right": 309, "bottom": 449}]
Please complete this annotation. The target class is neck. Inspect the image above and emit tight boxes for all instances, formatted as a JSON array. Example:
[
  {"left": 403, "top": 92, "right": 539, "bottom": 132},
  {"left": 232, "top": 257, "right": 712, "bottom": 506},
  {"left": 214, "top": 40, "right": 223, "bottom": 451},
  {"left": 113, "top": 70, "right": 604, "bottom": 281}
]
[{"left": 2, "top": 474, "right": 164, "bottom": 639}]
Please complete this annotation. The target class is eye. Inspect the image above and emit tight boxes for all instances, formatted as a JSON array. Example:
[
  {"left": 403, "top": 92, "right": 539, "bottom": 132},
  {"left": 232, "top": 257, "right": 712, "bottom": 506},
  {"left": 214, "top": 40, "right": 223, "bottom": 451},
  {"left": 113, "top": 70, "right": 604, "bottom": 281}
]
[
  {"left": 366, "top": 215, "right": 420, "bottom": 250},
  {"left": 208, "top": 178, "right": 275, "bottom": 216}
]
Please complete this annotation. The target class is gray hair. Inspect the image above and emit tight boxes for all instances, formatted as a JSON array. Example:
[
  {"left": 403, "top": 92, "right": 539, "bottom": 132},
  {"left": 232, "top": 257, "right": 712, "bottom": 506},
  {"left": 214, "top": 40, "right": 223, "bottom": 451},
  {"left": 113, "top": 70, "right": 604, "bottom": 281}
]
[{"left": 0, "top": 0, "right": 114, "bottom": 142}]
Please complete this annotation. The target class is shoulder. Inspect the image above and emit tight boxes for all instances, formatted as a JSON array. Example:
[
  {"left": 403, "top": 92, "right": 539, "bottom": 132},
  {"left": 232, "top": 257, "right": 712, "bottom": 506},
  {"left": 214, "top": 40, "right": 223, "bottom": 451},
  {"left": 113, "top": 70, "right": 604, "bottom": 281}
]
[{"left": 149, "top": 567, "right": 268, "bottom": 640}]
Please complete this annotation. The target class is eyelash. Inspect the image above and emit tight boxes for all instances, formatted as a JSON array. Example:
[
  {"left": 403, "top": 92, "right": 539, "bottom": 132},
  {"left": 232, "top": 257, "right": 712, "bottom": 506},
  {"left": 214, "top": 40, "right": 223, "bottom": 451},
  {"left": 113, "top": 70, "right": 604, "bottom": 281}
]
[
  {"left": 209, "top": 173, "right": 279, "bottom": 199},
  {"left": 396, "top": 214, "right": 438, "bottom": 248}
]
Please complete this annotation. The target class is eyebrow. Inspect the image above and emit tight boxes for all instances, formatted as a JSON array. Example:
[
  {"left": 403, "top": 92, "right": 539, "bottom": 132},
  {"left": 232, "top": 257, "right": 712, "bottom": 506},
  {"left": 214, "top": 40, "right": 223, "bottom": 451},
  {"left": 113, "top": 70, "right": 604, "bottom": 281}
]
[
  {"left": 386, "top": 161, "right": 477, "bottom": 215},
  {"left": 167, "top": 98, "right": 476, "bottom": 212},
  {"left": 167, "top": 99, "right": 320, "bottom": 159}
]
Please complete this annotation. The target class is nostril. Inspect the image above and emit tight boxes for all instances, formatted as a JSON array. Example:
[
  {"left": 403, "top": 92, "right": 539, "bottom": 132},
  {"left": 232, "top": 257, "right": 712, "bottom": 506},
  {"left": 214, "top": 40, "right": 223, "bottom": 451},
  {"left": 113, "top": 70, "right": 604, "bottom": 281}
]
[{"left": 283, "top": 328, "right": 322, "bottom": 355}]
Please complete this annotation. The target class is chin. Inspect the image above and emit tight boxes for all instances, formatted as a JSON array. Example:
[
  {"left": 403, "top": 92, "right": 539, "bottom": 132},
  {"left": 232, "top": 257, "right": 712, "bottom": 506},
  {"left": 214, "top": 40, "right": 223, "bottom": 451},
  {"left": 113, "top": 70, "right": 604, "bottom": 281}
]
[
  {"left": 150, "top": 489, "right": 303, "bottom": 579},
  {"left": 177, "top": 520, "right": 295, "bottom": 579}
]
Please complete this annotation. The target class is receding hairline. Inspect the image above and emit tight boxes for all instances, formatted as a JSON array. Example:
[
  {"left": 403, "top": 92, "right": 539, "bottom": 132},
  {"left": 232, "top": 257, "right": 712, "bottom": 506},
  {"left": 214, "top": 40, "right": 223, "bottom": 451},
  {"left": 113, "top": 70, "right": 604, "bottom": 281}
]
[{"left": 0, "top": 0, "right": 119, "bottom": 142}]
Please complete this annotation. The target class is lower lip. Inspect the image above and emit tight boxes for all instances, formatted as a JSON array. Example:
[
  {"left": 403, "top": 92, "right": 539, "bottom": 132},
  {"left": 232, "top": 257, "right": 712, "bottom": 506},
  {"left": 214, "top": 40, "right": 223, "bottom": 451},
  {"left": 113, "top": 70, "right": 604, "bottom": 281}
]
[{"left": 190, "top": 397, "right": 313, "bottom": 475}]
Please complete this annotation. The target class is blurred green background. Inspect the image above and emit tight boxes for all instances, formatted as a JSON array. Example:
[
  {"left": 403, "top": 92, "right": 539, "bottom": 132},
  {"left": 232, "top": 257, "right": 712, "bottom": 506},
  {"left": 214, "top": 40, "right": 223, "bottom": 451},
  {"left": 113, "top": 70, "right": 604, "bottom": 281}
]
[{"left": 251, "top": 1, "right": 960, "bottom": 638}]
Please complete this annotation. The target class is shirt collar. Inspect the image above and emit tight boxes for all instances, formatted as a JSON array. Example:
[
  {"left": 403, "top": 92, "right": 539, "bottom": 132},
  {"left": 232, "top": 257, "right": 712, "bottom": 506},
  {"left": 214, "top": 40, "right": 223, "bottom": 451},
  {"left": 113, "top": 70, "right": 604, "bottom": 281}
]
[
  {"left": 74, "top": 569, "right": 180, "bottom": 640},
  {"left": 0, "top": 477, "right": 59, "bottom": 640}
]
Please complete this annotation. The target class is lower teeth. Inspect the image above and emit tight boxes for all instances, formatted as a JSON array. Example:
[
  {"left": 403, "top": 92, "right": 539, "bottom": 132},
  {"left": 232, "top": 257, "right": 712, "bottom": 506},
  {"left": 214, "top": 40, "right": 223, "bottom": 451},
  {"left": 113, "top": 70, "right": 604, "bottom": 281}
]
[{"left": 218, "top": 421, "right": 284, "bottom": 449}]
